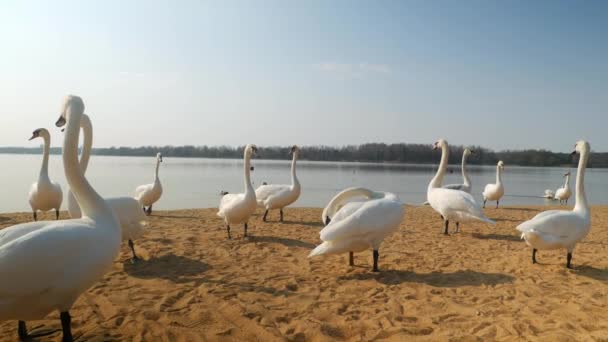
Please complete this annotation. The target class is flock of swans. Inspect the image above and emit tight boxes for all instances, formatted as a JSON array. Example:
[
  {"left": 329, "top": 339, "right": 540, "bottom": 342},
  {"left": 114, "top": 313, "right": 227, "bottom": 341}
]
[{"left": 0, "top": 95, "right": 593, "bottom": 341}]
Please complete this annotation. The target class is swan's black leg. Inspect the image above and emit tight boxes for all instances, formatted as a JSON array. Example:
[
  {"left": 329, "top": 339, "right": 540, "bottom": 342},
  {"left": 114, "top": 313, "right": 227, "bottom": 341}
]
[
  {"left": 483, "top": 199, "right": 487, "bottom": 208},
  {"left": 128, "top": 239, "right": 139, "bottom": 261},
  {"left": 349, "top": 252, "right": 354, "bottom": 266},
  {"left": 146, "top": 205, "right": 152, "bottom": 215},
  {"left": 532, "top": 248, "right": 537, "bottom": 264},
  {"left": 372, "top": 250, "right": 379, "bottom": 272},
  {"left": 280, "top": 209, "right": 284, "bottom": 222},
  {"left": 18, "top": 321, "right": 27, "bottom": 340},
  {"left": 496, "top": 200, "right": 499, "bottom": 209},
  {"left": 142, "top": 206, "right": 146, "bottom": 213},
  {"left": 226, "top": 225, "right": 231, "bottom": 239},
  {"left": 455, "top": 222, "right": 460, "bottom": 233},
  {"left": 444, "top": 220, "right": 449, "bottom": 235},
  {"left": 244, "top": 223, "right": 248, "bottom": 238},
  {"left": 262, "top": 210, "right": 268, "bottom": 222},
  {"left": 55, "top": 209, "right": 60, "bottom": 220},
  {"left": 33, "top": 211, "right": 37, "bottom": 221},
  {"left": 60, "top": 311, "right": 73, "bottom": 342},
  {"left": 567, "top": 252, "right": 573, "bottom": 269}
]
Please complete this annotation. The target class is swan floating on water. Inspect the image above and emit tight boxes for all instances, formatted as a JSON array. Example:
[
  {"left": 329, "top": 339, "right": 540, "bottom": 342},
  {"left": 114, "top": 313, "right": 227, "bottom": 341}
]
[
  {"left": 0, "top": 95, "right": 121, "bottom": 341},
  {"left": 67, "top": 114, "right": 147, "bottom": 261},
  {"left": 427, "top": 139, "right": 494, "bottom": 234},
  {"left": 28, "top": 128, "right": 63, "bottom": 221},
  {"left": 517, "top": 141, "right": 591, "bottom": 268},
  {"left": 256, "top": 145, "right": 301, "bottom": 222},
  {"left": 554, "top": 171, "right": 572, "bottom": 205},
  {"left": 135, "top": 153, "right": 164, "bottom": 215},
  {"left": 310, "top": 187, "right": 404, "bottom": 272},
  {"left": 217, "top": 144, "right": 258, "bottom": 239},
  {"left": 482, "top": 160, "right": 505, "bottom": 208}
]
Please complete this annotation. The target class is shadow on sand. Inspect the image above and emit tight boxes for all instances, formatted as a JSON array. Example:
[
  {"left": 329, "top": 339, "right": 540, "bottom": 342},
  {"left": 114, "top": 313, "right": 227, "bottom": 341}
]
[
  {"left": 124, "top": 254, "right": 209, "bottom": 283},
  {"left": 497, "top": 207, "right": 541, "bottom": 212},
  {"left": 472, "top": 232, "right": 523, "bottom": 242},
  {"left": 250, "top": 235, "right": 316, "bottom": 249},
  {"left": 339, "top": 269, "right": 515, "bottom": 287},
  {"left": 575, "top": 266, "right": 608, "bottom": 281},
  {"left": 282, "top": 220, "right": 324, "bottom": 228},
  {"left": 154, "top": 214, "right": 200, "bottom": 220}
]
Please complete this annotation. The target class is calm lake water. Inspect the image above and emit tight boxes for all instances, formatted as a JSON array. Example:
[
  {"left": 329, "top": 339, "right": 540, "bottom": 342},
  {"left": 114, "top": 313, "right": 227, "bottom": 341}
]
[{"left": 1, "top": 153, "right": 607, "bottom": 213}]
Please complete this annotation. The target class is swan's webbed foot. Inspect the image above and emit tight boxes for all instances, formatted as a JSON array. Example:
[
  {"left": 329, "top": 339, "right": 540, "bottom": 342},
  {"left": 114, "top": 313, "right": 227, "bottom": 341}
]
[
  {"left": 262, "top": 210, "right": 268, "bottom": 222},
  {"left": 443, "top": 220, "right": 449, "bottom": 235},
  {"left": 128, "top": 239, "right": 139, "bottom": 262},
  {"left": 55, "top": 209, "right": 60, "bottom": 220},
  {"left": 226, "top": 225, "right": 231, "bottom": 239},
  {"left": 566, "top": 252, "right": 572, "bottom": 268},
  {"left": 372, "top": 250, "right": 379, "bottom": 272},
  {"left": 60, "top": 311, "right": 73, "bottom": 342},
  {"left": 349, "top": 252, "right": 354, "bottom": 266},
  {"left": 532, "top": 248, "right": 537, "bottom": 264},
  {"left": 280, "top": 209, "right": 284, "bottom": 222},
  {"left": 18, "top": 320, "right": 27, "bottom": 340}
]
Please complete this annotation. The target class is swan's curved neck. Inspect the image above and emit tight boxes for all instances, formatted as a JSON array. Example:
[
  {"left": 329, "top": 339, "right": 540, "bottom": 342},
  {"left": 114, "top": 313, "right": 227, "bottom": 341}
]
[
  {"left": 461, "top": 152, "right": 471, "bottom": 187},
  {"left": 291, "top": 153, "right": 299, "bottom": 188},
  {"left": 564, "top": 174, "right": 570, "bottom": 189},
  {"left": 574, "top": 152, "right": 589, "bottom": 213},
  {"left": 429, "top": 145, "right": 449, "bottom": 189},
  {"left": 323, "top": 187, "right": 377, "bottom": 221},
  {"left": 79, "top": 114, "right": 93, "bottom": 173},
  {"left": 38, "top": 134, "right": 51, "bottom": 180},
  {"left": 244, "top": 152, "right": 253, "bottom": 193},
  {"left": 154, "top": 158, "right": 161, "bottom": 180},
  {"left": 63, "top": 104, "right": 111, "bottom": 220},
  {"left": 496, "top": 165, "right": 503, "bottom": 184}
]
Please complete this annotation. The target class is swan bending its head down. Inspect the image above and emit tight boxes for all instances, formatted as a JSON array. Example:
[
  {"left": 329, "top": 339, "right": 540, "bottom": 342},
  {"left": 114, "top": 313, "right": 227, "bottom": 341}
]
[
  {"left": 67, "top": 114, "right": 147, "bottom": 261},
  {"left": 443, "top": 148, "right": 475, "bottom": 193},
  {"left": 28, "top": 128, "right": 63, "bottom": 221},
  {"left": 309, "top": 187, "right": 404, "bottom": 272},
  {"left": 554, "top": 171, "right": 572, "bottom": 205},
  {"left": 134, "top": 152, "right": 163, "bottom": 215},
  {"left": 217, "top": 144, "right": 258, "bottom": 239},
  {"left": 427, "top": 139, "right": 494, "bottom": 235},
  {"left": 0, "top": 95, "right": 121, "bottom": 341},
  {"left": 255, "top": 145, "right": 301, "bottom": 222},
  {"left": 482, "top": 161, "right": 505, "bottom": 208},
  {"left": 517, "top": 141, "right": 591, "bottom": 269}
]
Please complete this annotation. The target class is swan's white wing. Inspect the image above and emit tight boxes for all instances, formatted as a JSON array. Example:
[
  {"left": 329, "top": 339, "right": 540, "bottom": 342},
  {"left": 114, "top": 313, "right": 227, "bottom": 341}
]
[
  {"left": 482, "top": 184, "right": 495, "bottom": 196},
  {"left": 443, "top": 183, "right": 465, "bottom": 191},
  {"left": 327, "top": 200, "right": 367, "bottom": 224},
  {"left": 0, "top": 221, "right": 49, "bottom": 247},
  {"left": 135, "top": 184, "right": 152, "bottom": 197},
  {"left": 429, "top": 188, "right": 493, "bottom": 223},
  {"left": 517, "top": 211, "right": 588, "bottom": 244},
  {"left": 218, "top": 193, "right": 245, "bottom": 213},
  {"left": 106, "top": 196, "right": 147, "bottom": 240},
  {"left": 255, "top": 184, "right": 289, "bottom": 204}
]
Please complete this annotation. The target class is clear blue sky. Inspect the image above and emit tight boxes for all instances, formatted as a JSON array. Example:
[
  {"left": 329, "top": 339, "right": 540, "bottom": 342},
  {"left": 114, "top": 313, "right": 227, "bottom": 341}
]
[{"left": 1, "top": 0, "right": 606, "bottom": 151}]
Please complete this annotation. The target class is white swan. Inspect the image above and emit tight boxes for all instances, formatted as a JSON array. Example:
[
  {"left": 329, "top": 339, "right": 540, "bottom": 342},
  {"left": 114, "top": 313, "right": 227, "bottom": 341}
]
[
  {"left": 427, "top": 139, "right": 494, "bottom": 234},
  {"left": 516, "top": 141, "right": 591, "bottom": 268},
  {"left": 67, "top": 114, "right": 146, "bottom": 261},
  {"left": 217, "top": 144, "right": 258, "bottom": 239},
  {"left": 134, "top": 152, "right": 163, "bottom": 215},
  {"left": 542, "top": 189, "right": 555, "bottom": 199},
  {"left": 309, "top": 187, "right": 404, "bottom": 272},
  {"left": 255, "top": 145, "right": 301, "bottom": 222},
  {"left": 0, "top": 95, "right": 121, "bottom": 341},
  {"left": 443, "top": 148, "right": 474, "bottom": 193},
  {"left": 482, "top": 160, "right": 505, "bottom": 208},
  {"left": 554, "top": 171, "right": 572, "bottom": 205},
  {"left": 28, "top": 128, "right": 63, "bottom": 221}
]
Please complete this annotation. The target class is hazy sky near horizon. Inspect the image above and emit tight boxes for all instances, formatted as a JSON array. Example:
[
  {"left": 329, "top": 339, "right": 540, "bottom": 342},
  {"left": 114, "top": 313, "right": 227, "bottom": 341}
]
[{"left": 1, "top": 0, "right": 607, "bottom": 152}]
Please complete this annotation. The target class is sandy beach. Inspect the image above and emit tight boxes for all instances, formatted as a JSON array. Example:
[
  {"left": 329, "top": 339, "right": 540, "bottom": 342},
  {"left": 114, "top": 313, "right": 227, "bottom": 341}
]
[{"left": 0, "top": 205, "right": 607, "bottom": 341}]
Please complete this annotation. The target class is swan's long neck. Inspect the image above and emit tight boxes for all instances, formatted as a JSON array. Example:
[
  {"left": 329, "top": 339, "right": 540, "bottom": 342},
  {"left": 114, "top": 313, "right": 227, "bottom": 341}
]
[
  {"left": 290, "top": 153, "right": 299, "bottom": 189},
  {"left": 154, "top": 158, "right": 161, "bottom": 181},
  {"left": 564, "top": 174, "right": 570, "bottom": 190},
  {"left": 63, "top": 105, "right": 111, "bottom": 220},
  {"left": 323, "top": 187, "right": 377, "bottom": 222},
  {"left": 38, "top": 134, "right": 51, "bottom": 181},
  {"left": 79, "top": 114, "right": 93, "bottom": 173},
  {"left": 461, "top": 152, "right": 471, "bottom": 188},
  {"left": 244, "top": 152, "right": 253, "bottom": 194},
  {"left": 429, "top": 145, "right": 449, "bottom": 189},
  {"left": 574, "top": 151, "right": 589, "bottom": 213},
  {"left": 496, "top": 165, "right": 503, "bottom": 185}
]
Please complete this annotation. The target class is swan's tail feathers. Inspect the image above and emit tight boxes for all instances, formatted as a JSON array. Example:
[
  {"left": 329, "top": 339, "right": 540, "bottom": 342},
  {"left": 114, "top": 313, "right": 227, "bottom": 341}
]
[{"left": 308, "top": 242, "right": 332, "bottom": 258}]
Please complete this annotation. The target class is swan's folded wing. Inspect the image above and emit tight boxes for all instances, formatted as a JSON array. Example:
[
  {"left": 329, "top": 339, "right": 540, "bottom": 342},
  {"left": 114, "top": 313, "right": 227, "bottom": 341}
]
[
  {"left": 0, "top": 221, "right": 49, "bottom": 247},
  {"left": 134, "top": 184, "right": 151, "bottom": 197},
  {"left": 255, "top": 184, "right": 289, "bottom": 202},
  {"left": 443, "top": 183, "right": 464, "bottom": 191},
  {"left": 516, "top": 210, "right": 580, "bottom": 237},
  {"left": 219, "top": 193, "right": 244, "bottom": 212}
]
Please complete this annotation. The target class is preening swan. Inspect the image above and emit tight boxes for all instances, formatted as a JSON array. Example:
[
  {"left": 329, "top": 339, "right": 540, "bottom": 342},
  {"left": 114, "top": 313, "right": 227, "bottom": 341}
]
[
  {"left": 482, "top": 160, "right": 505, "bottom": 208},
  {"left": 217, "top": 144, "right": 258, "bottom": 239},
  {"left": 542, "top": 189, "right": 555, "bottom": 199},
  {"left": 427, "top": 139, "right": 494, "bottom": 234},
  {"left": 135, "top": 152, "right": 164, "bottom": 215},
  {"left": 0, "top": 95, "right": 121, "bottom": 341},
  {"left": 28, "top": 128, "right": 63, "bottom": 221},
  {"left": 67, "top": 114, "right": 147, "bottom": 261},
  {"left": 309, "top": 187, "right": 404, "bottom": 272},
  {"left": 443, "top": 148, "right": 474, "bottom": 193},
  {"left": 517, "top": 141, "right": 591, "bottom": 268},
  {"left": 255, "top": 145, "right": 301, "bottom": 222},
  {"left": 554, "top": 171, "right": 572, "bottom": 205}
]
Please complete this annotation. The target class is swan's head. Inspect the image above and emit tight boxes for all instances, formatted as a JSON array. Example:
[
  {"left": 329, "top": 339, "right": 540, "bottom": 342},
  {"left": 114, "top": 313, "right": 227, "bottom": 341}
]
[
  {"left": 55, "top": 95, "right": 85, "bottom": 128},
  {"left": 245, "top": 144, "right": 258, "bottom": 157},
  {"left": 28, "top": 128, "right": 50, "bottom": 141},
  {"left": 290, "top": 145, "right": 300, "bottom": 156},
  {"left": 464, "top": 148, "right": 475, "bottom": 156},
  {"left": 157, "top": 152, "right": 163, "bottom": 163},
  {"left": 432, "top": 139, "right": 448, "bottom": 150},
  {"left": 563, "top": 171, "right": 571, "bottom": 177},
  {"left": 497, "top": 160, "right": 504, "bottom": 169},
  {"left": 571, "top": 140, "right": 590, "bottom": 157}
]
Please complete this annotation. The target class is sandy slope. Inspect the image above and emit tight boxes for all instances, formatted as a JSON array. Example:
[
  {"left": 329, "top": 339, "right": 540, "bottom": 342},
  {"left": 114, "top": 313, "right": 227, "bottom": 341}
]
[{"left": 0, "top": 205, "right": 607, "bottom": 341}]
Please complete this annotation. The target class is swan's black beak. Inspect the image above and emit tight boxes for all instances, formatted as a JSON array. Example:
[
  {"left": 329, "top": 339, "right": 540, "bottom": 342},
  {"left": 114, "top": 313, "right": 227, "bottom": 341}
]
[
  {"left": 28, "top": 135, "right": 36, "bottom": 141},
  {"left": 61, "top": 128, "right": 65, "bottom": 133},
  {"left": 250, "top": 166, "right": 255, "bottom": 171},
  {"left": 324, "top": 216, "right": 331, "bottom": 225},
  {"left": 570, "top": 151, "right": 577, "bottom": 156},
  {"left": 55, "top": 116, "right": 66, "bottom": 127},
  {"left": 470, "top": 150, "right": 476, "bottom": 155}
]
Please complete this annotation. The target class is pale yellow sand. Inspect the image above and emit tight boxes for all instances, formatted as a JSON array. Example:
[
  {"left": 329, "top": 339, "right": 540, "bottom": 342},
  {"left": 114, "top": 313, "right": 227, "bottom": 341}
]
[{"left": 1, "top": 205, "right": 607, "bottom": 341}]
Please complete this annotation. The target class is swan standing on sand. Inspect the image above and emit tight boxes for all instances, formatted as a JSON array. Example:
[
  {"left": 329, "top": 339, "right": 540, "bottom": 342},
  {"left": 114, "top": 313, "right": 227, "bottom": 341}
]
[
  {"left": 28, "top": 128, "right": 63, "bottom": 221},
  {"left": 217, "top": 144, "right": 258, "bottom": 239},
  {"left": 67, "top": 114, "right": 146, "bottom": 261},
  {"left": 309, "top": 187, "right": 404, "bottom": 272},
  {"left": 256, "top": 145, "right": 301, "bottom": 222},
  {"left": 554, "top": 171, "right": 572, "bottom": 205},
  {"left": 443, "top": 148, "right": 475, "bottom": 193},
  {"left": 427, "top": 139, "right": 494, "bottom": 234},
  {"left": 482, "top": 161, "right": 505, "bottom": 208},
  {"left": 0, "top": 95, "right": 121, "bottom": 341},
  {"left": 517, "top": 141, "right": 591, "bottom": 268},
  {"left": 135, "top": 152, "right": 163, "bottom": 215}
]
